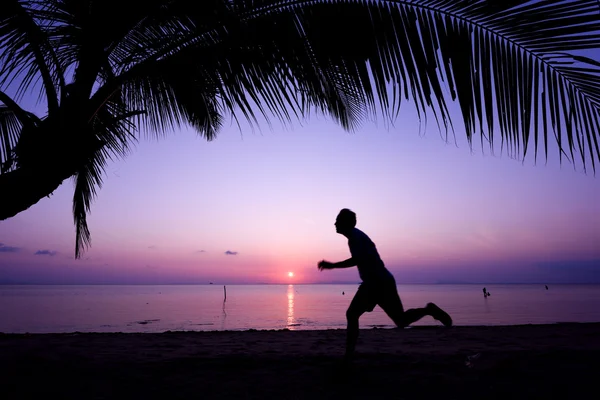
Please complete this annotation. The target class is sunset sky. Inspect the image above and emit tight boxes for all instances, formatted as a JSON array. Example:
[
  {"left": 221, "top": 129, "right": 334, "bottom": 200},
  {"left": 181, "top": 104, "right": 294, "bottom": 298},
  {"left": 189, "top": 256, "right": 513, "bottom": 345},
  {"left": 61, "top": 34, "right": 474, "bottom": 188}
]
[
  {"left": 2, "top": 27, "right": 600, "bottom": 287},
  {"left": 1, "top": 94, "right": 599, "bottom": 285}
]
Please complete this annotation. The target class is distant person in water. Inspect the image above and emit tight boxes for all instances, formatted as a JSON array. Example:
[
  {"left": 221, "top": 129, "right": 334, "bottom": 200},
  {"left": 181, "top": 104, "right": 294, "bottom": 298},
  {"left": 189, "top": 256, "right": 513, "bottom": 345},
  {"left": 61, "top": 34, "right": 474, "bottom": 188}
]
[
  {"left": 318, "top": 208, "right": 452, "bottom": 361},
  {"left": 545, "top": 285, "right": 549, "bottom": 290}
]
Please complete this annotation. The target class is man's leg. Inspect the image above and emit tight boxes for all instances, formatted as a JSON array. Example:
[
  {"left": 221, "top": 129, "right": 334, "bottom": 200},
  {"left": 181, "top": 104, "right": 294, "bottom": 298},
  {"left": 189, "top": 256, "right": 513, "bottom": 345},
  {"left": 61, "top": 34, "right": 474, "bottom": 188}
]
[
  {"left": 379, "top": 284, "right": 452, "bottom": 327},
  {"left": 345, "top": 285, "right": 375, "bottom": 360},
  {"left": 378, "top": 286, "right": 428, "bottom": 327},
  {"left": 425, "top": 303, "right": 453, "bottom": 326}
]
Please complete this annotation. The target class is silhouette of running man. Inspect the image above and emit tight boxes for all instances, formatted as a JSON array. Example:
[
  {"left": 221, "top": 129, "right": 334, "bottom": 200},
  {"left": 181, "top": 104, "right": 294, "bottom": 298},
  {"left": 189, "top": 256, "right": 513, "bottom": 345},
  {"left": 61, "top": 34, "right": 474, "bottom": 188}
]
[{"left": 318, "top": 209, "right": 452, "bottom": 361}]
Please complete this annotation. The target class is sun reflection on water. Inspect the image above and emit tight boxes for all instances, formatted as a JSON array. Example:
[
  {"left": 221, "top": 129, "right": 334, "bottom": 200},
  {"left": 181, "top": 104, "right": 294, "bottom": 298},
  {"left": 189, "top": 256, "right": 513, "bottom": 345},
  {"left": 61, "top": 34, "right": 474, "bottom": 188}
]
[{"left": 287, "top": 284, "right": 296, "bottom": 329}]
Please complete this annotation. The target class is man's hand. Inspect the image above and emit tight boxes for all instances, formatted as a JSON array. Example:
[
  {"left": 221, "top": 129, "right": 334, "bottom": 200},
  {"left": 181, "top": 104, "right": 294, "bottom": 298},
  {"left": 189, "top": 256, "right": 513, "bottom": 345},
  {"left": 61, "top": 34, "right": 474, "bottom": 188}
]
[{"left": 318, "top": 260, "right": 334, "bottom": 271}]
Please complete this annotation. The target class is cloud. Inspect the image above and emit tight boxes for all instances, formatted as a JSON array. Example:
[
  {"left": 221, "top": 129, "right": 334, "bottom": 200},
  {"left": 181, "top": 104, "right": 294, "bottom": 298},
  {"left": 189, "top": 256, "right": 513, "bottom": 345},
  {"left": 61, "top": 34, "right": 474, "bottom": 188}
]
[
  {"left": 195, "top": 250, "right": 206, "bottom": 254},
  {"left": 224, "top": 250, "right": 238, "bottom": 256},
  {"left": 148, "top": 245, "right": 157, "bottom": 250},
  {"left": 0, "top": 243, "right": 20, "bottom": 253},
  {"left": 34, "top": 250, "right": 57, "bottom": 256}
]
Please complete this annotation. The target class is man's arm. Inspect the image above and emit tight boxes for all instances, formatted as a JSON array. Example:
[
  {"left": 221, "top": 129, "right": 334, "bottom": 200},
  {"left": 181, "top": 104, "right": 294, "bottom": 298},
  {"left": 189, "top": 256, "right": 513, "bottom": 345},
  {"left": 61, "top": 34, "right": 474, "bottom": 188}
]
[{"left": 318, "top": 258, "right": 357, "bottom": 271}]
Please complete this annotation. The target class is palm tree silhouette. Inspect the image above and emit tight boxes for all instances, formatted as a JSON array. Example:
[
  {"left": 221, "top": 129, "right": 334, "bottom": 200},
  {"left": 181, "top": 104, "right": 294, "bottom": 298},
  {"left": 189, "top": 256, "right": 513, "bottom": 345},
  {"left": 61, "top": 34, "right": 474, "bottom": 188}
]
[{"left": 1, "top": 0, "right": 600, "bottom": 257}]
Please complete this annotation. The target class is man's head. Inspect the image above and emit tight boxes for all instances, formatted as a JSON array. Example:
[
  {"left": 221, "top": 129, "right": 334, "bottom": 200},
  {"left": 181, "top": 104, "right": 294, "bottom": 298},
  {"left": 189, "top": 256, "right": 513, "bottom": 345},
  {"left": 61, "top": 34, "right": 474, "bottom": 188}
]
[{"left": 335, "top": 208, "right": 356, "bottom": 234}]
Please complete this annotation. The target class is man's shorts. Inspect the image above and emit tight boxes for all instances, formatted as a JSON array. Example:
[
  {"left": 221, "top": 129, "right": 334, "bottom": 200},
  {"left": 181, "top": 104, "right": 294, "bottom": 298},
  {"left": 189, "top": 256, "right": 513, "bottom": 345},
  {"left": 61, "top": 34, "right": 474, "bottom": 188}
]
[{"left": 351, "top": 277, "right": 403, "bottom": 313}]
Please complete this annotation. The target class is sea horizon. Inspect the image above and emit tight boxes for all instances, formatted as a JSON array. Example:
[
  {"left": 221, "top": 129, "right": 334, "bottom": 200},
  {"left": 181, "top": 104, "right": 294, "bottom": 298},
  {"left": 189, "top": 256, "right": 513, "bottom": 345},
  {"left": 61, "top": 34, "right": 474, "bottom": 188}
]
[
  {"left": 2, "top": 283, "right": 599, "bottom": 334},
  {"left": 0, "top": 282, "right": 595, "bottom": 285}
]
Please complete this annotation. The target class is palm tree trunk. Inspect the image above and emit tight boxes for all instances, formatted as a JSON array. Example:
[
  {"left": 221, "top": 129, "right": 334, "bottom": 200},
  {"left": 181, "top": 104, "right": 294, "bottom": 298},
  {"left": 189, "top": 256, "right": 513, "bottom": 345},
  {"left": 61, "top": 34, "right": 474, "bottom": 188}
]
[{"left": 0, "top": 166, "right": 72, "bottom": 220}]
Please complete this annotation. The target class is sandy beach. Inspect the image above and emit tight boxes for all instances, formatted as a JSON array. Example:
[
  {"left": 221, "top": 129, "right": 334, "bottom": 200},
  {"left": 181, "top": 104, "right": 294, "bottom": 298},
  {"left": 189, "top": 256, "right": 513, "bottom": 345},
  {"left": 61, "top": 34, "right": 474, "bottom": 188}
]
[{"left": 2, "top": 323, "right": 600, "bottom": 399}]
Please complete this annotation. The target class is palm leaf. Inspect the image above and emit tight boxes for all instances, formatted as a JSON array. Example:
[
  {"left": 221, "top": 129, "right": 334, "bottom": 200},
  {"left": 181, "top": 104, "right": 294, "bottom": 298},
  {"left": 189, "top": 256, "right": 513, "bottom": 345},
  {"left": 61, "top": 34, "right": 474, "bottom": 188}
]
[
  {"left": 73, "top": 97, "right": 139, "bottom": 257},
  {"left": 86, "top": 0, "right": 600, "bottom": 171},
  {"left": 0, "top": 106, "right": 20, "bottom": 172},
  {"left": 261, "top": 0, "right": 600, "bottom": 170},
  {"left": 4, "top": 0, "right": 600, "bottom": 258},
  {"left": 0, "top": 89, "right": 42, "bottom": 173},
  {"left": 0, "top": 0, "right": 63, "bottom": 111},
  {"left": 72, "top": 155, "right": 101, "bottom": 259}
]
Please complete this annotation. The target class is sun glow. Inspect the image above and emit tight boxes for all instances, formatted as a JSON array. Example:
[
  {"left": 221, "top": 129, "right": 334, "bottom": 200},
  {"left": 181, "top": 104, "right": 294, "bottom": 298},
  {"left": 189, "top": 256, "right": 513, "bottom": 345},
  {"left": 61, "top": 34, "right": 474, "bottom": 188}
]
[{"left": 288, "top": 272, "right": 294, "bottom": 278}]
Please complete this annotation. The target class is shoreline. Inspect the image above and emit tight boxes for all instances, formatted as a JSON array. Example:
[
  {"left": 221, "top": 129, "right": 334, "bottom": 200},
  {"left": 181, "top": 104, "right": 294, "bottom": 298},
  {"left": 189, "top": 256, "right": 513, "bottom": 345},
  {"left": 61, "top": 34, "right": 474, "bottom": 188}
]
[
  {"left": 2, "top": 320, "right": 598, "bottom": 335},
  {"left": 3, "top": 323, "right": 600, "bottom": 399}
]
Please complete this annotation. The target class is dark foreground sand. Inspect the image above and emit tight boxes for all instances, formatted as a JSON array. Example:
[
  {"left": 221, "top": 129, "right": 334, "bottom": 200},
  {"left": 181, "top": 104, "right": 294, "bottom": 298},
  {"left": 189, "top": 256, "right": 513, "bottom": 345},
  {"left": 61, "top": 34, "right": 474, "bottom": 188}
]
[{"left": 2, "top": 323, "right": 600, "bottom": 399}]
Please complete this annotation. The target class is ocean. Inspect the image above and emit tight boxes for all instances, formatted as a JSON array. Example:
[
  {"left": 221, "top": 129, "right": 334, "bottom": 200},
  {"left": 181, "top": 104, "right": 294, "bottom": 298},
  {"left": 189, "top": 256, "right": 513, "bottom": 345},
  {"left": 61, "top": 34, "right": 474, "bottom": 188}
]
[{"left": 1, "top": 284, "right": 599, "bottom": 333}]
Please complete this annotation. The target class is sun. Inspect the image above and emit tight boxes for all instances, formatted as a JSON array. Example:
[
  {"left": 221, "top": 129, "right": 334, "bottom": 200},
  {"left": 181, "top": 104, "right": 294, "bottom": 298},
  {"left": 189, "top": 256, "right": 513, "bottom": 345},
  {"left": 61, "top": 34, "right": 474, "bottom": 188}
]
[{"left": 288, "top": 272, "right": 294, "bottom": 278}]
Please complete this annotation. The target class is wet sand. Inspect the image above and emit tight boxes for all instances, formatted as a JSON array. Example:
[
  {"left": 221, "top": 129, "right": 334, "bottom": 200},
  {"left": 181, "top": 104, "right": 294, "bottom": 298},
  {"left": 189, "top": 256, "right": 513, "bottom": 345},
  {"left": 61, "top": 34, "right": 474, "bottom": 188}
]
[{"left": 2, "top": 323, "right": 599, "bottom": 399}]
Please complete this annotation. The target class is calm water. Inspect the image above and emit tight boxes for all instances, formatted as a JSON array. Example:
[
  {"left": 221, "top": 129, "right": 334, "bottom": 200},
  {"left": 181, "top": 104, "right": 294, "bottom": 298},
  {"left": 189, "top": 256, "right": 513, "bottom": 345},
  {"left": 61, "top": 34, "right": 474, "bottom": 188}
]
[{"left": 1, "top": 284, "right": 599, "bottom": 333}]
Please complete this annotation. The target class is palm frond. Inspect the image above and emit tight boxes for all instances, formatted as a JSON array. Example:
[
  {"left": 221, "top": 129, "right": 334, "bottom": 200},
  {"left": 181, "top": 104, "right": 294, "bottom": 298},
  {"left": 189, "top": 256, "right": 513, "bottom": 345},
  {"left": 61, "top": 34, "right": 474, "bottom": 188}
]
[
  {"left": 0, "top": 106, "right": 20, "bottom": 173},
  {"left": 73, "top": 97, "right": 139, "bottom": 257},
  {"left": 0, "top": 88, "right": 42, "bottom": 173},
  {"left": 91, "top": 2, "right": 375, "bottom": 138},
  {"left": 273, "top": 0, "right": 600, "bottom": 170},
  {"left": 0, "top": 0, "right": 63, "bottom": 112},
  {"left": 0, "top": 88, "right": 41, "bottom": 127},
  {"left": 87, "top": 0, "right": 600, "bottom": 171},
  {"left": 72, "top": 147, "right": 104, "bottom": 259}
]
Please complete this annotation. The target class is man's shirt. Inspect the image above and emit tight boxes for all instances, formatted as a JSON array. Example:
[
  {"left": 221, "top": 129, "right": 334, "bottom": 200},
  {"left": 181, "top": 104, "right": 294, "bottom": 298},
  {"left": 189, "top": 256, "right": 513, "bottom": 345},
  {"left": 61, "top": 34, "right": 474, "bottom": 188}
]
[{"left": 347, "top": 228, "right": 394, "bottom": 284}]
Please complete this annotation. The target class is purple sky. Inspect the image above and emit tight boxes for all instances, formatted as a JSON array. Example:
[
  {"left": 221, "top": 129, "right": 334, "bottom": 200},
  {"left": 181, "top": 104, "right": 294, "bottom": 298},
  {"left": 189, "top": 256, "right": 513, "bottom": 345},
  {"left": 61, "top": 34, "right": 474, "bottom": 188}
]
[
  {"left": 2, "top": 5, "right": 600, "bottom": 285},
  {"left": 1, "top": 98, "right": 598, "bottom": 285},
  {"left": 2, "top": 25, "right": 600, "bottom": 288}
]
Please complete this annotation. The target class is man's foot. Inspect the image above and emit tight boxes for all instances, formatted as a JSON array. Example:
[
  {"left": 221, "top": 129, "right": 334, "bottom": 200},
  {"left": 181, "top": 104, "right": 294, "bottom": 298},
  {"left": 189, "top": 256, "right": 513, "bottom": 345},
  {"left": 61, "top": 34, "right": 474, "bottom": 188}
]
[{"left": 427, "top": 303, "right": 452, "bottom": 327}]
